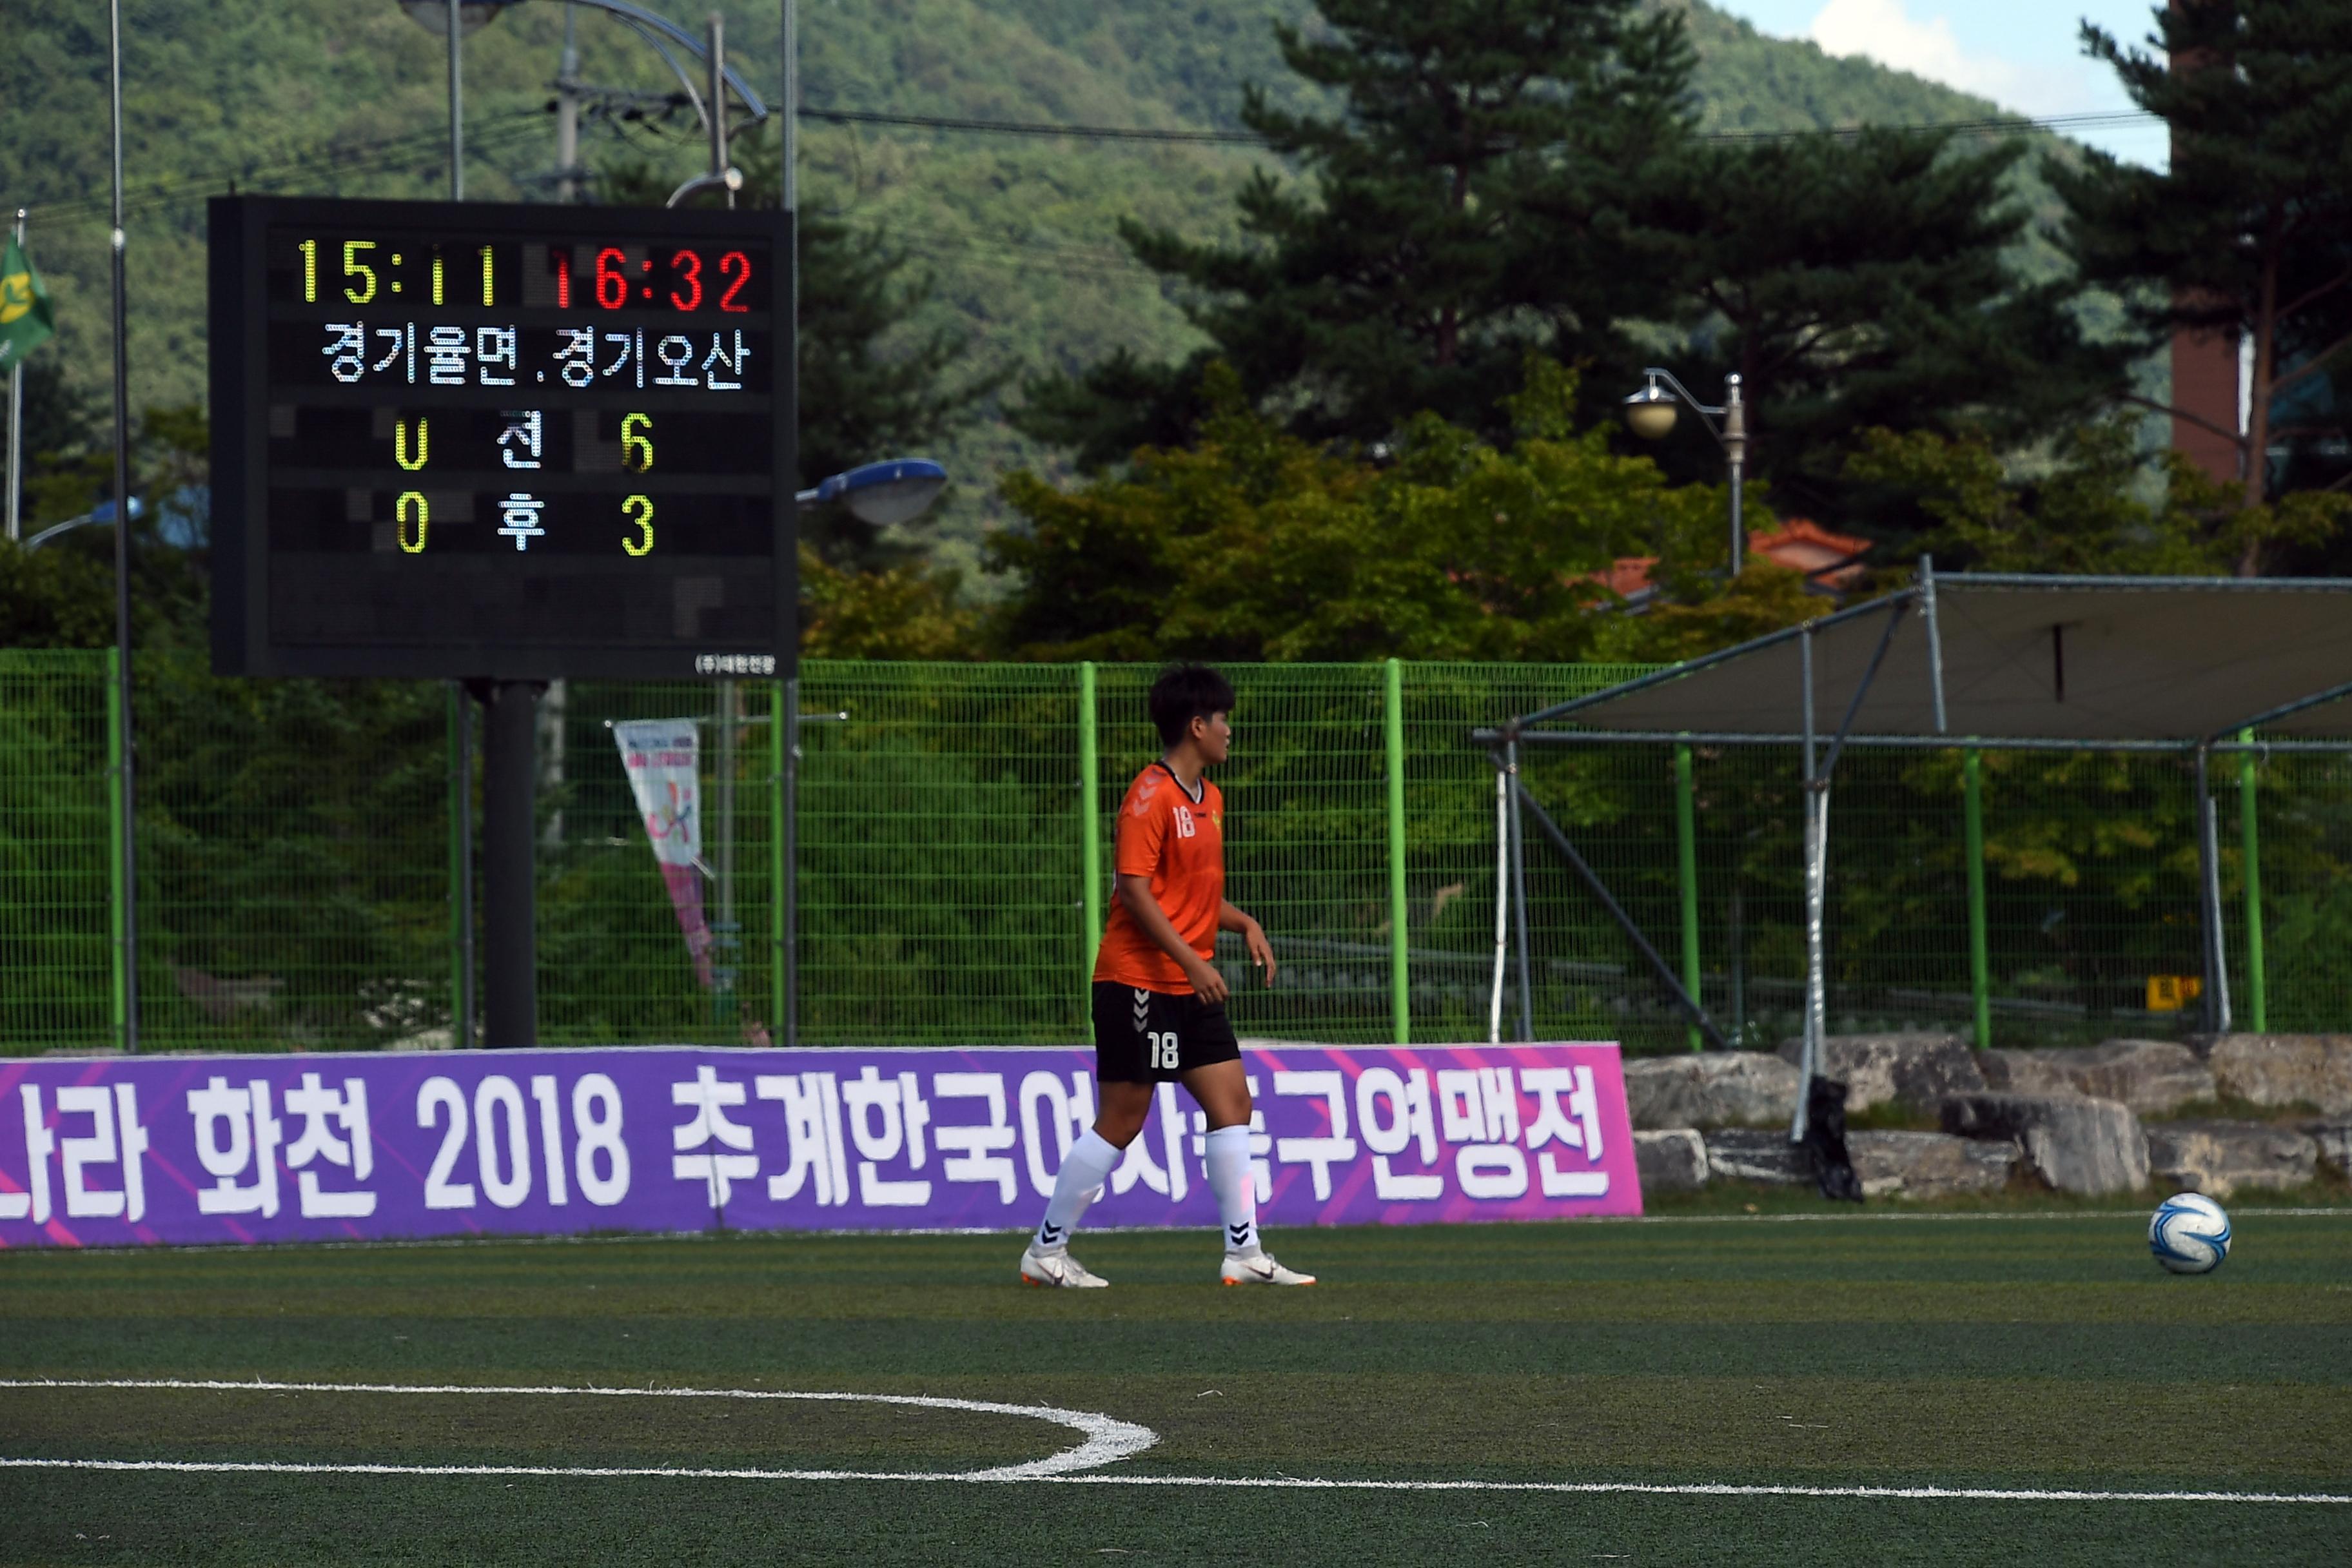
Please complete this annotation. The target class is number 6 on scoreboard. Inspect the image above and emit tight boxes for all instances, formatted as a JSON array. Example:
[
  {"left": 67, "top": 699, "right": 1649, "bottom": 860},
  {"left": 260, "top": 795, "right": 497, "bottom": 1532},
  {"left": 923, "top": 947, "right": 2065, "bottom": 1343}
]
[
  {"left": 622, "top": 494, "right": 654, "bottom": 557},
  {"left": 620, "top": 412, "right": 653, "bottom": 473}
]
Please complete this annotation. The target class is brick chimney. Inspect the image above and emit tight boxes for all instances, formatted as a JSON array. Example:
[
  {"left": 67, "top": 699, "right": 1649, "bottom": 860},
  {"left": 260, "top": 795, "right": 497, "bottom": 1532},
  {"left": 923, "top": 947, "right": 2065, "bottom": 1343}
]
[{"left": 2167, "top": 0, "right": 2242, "bottom": 486}]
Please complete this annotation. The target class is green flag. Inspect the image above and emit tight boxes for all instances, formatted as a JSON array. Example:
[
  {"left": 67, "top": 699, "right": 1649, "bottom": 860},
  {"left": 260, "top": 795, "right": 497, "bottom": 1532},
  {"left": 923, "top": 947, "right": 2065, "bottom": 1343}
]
[{"left": 0, "top": 235, "right": 55, "bottom": 371}]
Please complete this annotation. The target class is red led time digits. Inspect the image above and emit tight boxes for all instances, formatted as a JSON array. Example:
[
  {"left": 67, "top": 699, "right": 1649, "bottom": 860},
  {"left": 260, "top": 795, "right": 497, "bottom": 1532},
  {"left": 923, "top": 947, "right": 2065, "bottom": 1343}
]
[{"left": 554, "top": 246, "right": 750, "bottom": 311}]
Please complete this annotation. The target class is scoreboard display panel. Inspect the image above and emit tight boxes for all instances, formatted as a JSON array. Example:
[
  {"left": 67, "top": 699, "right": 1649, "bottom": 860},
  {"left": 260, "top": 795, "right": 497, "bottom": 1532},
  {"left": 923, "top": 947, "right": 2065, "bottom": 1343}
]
[{"left": 208, "top": 195, "right": 795, "bottom": 680}]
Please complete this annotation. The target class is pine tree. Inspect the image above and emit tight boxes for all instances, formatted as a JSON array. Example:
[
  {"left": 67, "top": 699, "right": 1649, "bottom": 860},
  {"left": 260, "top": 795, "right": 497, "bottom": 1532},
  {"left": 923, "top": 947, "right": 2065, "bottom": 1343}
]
[
  {"left": 1015, "top": 0, "right": 1696, "bottom": 467},
  {"left": 1624, "top": 127, "right": 2126, "bottom": 531},
  {"left": 2052, "top": 0, "right": 2352, "bottom": 571},
  {"left": 602, "top": 133, "right": 993, "bottom": 569}
]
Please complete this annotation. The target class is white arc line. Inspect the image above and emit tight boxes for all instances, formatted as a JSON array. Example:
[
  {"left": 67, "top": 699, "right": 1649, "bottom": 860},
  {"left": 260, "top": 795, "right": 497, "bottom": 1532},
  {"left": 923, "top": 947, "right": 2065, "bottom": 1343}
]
[
  {"left": 0, "top": 1378, "right": 1155, "bottom": 1482},
  {"left": 5, "top": 1380, "right": 2344, "bottom": 1505}
]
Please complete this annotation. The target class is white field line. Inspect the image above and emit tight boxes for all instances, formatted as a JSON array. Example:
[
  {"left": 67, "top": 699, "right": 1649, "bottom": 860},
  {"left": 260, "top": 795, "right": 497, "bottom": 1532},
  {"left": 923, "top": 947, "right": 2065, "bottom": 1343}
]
[
  {"left": 0, "top": 1378, "right": 1153, "bottom": 1482},
  {"left": 13, "top": 1206, "right": 2348, "bottom": 1258},
  {"left": 0, "top": 1456, "right": 2342, "bottom": 1505},
  {"left": 2, "top": 1378, "right": 2344, "bottom": 1505},
  {"left": 1617, "top": 1208, "right": 2352, "bottom": 1224}
]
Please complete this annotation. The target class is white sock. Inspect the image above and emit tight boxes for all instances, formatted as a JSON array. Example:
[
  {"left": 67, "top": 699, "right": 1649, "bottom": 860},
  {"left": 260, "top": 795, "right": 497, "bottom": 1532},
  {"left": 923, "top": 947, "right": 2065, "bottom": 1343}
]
[
  {"left": 1033, "top": 1129, "right": 1121, "bottom": 1251},
  {"left": 1204, "top": 1124, "right": 1258, "bottom": 1255}
]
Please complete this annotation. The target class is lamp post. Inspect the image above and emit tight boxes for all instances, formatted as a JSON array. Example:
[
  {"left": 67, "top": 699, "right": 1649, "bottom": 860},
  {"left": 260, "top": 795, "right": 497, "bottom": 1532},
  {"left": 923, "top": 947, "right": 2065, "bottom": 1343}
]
[
  {"left": 1623, "top": 368, "right": 1749, "bottom": 574},
  {"left": 761, "top": 460, "right": 950, "bottom": 1046},
  {"left": 395, "top": 2, "right": 525, "bottom": 200},
  {"left": 712, "top": 460, "right": 948, "bottom": 1039}
]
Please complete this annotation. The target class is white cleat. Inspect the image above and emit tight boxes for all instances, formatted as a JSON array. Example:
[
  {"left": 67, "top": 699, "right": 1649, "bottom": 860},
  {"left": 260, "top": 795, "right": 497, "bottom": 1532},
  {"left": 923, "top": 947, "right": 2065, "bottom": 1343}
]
[
  {"left": 1020, "top": 1246, "right": 1109, "bottom": 1288},
  {"left": 1220, "top": 1249, "right": 1317, "bottom": 1287}
]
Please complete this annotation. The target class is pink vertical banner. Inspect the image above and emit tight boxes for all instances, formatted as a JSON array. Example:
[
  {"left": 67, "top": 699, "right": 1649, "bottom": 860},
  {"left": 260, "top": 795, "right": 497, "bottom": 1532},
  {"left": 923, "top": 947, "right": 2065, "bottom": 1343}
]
[{"left": 613, "top": 719, "right": 714, "bottom": 987}]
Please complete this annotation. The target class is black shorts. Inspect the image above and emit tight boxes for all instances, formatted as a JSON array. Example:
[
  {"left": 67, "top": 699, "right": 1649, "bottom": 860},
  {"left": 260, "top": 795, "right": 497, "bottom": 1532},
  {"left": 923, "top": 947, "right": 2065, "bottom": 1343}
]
[{"left": 1092, "top": 981, "right": 1240, "bottom": 1083}]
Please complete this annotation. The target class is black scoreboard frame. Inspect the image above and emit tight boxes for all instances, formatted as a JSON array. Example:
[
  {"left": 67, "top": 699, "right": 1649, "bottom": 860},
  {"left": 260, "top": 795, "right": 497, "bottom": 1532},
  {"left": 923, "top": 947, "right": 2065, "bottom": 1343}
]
[{"left": 208, "top": 194, "right": 797, "bottom": 681}]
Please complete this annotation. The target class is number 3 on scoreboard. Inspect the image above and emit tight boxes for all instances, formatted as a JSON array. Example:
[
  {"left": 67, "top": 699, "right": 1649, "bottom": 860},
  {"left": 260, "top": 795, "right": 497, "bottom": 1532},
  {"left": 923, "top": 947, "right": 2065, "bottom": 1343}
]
[{"left": 622, "top": 494, "right": 654, "bottom": 557}]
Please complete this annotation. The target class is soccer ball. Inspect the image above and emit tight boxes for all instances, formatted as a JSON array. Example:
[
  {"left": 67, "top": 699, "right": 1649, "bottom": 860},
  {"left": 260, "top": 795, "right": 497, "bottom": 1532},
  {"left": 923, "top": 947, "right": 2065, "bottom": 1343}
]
[{"left": 2148, "top": 1192, "right": 2231, "bottom": 1275}]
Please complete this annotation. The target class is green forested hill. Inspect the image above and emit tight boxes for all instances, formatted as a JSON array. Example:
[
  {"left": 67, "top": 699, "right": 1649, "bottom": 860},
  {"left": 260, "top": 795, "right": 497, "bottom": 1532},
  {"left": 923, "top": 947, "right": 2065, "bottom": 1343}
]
[{"left": 3, "top": 0, "right": 2023, "bottom": 571}]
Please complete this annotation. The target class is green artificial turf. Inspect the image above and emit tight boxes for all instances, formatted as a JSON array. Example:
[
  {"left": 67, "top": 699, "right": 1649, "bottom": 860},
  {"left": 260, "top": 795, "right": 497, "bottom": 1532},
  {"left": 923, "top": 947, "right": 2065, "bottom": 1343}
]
[{"left": 3, "top": 1213, "right": 2348, "bottom": 1565}]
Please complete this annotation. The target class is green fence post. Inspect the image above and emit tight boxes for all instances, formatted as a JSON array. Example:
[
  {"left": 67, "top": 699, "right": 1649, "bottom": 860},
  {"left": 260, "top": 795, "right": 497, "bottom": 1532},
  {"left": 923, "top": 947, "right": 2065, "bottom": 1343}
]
[
  {"left": 447, "top": 685, "right": 466, "bottom": 1048},
  {"left": 2239, "top": 729, "right": 2266, "bottom": 1033},
  {"left": 1385, "top": 658, "right": 1410, "bottom": 1044},
  {"left": 771, "top": 679, "right": 787, "bottom": 1041},
  {"left": 1079, "top": 662, "right": 1102, "bottom": 986},
  {"left": 1672, "top": 745, "right": 1701, "bottom": 1052},
  {"left": 104, "top": 646, "right": 129, "bottom": 1052},
  {"left": 1963, "top": 748, "right": 1991, "bottom": 1049}
]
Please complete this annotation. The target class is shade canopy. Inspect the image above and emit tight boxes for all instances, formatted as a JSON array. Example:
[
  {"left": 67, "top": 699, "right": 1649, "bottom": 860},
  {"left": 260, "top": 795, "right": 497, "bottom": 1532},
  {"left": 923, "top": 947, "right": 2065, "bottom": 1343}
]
[{"left": 1523, "top": 575, "right": 2352, "bottom": 745}]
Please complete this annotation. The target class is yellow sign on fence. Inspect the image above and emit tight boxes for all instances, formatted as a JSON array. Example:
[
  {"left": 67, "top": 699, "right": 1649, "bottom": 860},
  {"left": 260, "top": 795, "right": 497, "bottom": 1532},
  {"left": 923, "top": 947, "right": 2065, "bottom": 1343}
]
[{"left": 2146, "top": 974, "right": 2204, "bottom": 1012}]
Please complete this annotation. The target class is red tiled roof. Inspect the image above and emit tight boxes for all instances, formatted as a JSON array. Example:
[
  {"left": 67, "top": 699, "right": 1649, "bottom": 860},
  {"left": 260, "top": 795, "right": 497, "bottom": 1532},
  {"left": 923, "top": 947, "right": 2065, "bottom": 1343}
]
[
  {"left": 1597, "top": 519, "right": 1871, "bottom": 598},
  {"left": 1594, "top": 556, "right": 1660, "bottom": 598}
]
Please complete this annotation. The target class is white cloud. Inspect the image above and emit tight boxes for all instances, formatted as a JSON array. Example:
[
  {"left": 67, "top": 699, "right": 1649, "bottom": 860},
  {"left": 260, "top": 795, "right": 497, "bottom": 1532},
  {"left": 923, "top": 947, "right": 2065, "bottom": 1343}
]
[{"left": 1805, "top": 0, "right": 2082, "bottom": 116}]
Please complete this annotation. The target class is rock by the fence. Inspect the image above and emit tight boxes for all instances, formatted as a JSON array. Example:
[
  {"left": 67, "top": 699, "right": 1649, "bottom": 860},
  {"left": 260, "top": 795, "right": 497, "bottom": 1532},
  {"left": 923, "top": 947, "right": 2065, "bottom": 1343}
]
[
  {"left": 2308, "top": 1121, "right": 2352, "bottom": 1179},
  {"left": 1978, "top": 1050, "right": 2082, "bottom": 1097},
  {"left": 1940, "top": 1093, "right": 2149, "bottom": 1195},
  {"left": 1622, "top": 1052, "right": 1800, "bottom": 1130},
  {"left": 1847, "top": 1131, "right": 2018, "bottom": 1199},
  {"left": 1773, "top": 1032, "right": 1985, "bottom": 1113},
  {"left": 2202, "top": 1035, "right": 2352, "bottom": 1114},
  {"left": 1983, "top": 1040, "right": 2215, "bottom": 1116},
  {"left": 1698, "top": 1128, "right": 1810, "bottom": 1185},
  {"left": 1634, "top": 1130, "right": 1709, "bottom": 1194},
  {"left": 2145, "top": 1119, "right": 2319, "bottom": 1198}
]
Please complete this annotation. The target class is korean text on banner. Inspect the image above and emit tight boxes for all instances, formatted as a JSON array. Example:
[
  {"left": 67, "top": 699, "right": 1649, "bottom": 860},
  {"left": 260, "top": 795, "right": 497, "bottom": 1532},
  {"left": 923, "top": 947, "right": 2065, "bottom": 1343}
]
[{"left": 0, "top": 1044, "right": 1640, "bottom": 1248}]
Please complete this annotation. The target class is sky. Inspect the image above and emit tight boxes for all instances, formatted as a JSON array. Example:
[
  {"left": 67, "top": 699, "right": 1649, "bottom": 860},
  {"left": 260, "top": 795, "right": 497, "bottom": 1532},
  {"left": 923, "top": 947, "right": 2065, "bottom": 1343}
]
[{"left": 1709, "top": 0, "right": 2171, "bottom": 164}]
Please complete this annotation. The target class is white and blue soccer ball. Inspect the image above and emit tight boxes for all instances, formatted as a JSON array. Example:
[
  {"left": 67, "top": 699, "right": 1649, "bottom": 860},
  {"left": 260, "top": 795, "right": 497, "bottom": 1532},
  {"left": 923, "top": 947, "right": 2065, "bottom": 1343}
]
[{"left": 2149, "top": 1192, "right": 2231, "bottom": 1275}]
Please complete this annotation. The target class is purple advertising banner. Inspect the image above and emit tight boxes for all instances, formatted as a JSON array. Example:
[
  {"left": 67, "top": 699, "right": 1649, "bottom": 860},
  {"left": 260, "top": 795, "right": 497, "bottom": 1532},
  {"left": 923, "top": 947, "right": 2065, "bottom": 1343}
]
[{"left": 0, "top": 1043, "right": 1638, "bottom": 1250}]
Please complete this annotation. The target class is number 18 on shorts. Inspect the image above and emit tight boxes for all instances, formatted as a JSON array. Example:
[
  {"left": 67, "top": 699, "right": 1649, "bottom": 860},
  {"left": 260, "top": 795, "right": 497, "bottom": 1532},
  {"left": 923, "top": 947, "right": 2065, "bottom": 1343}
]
[{"left": 1092, "top": 982, "right": 1241, "bottom": 1084}]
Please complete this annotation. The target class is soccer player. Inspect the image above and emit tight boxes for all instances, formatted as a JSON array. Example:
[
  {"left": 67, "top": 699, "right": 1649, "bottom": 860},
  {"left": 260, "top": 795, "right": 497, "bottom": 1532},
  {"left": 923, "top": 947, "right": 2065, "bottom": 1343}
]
[{"left": 1020, "top": 665, "right": 1316, "bottom": 1288}]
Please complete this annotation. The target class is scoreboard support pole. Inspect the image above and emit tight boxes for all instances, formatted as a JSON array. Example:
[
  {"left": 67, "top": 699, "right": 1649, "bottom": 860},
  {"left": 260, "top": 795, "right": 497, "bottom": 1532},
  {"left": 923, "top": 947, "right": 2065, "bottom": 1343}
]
[{"left": 480, "top": 679, "right": 542, "bottom": 1047}]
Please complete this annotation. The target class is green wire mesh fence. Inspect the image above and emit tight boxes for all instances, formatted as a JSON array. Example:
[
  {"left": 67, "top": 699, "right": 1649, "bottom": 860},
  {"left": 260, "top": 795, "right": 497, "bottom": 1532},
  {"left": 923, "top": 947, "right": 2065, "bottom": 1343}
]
[
  {"left": 0, "top": 650, "right": 115, "bottom": 1048},
  {"left": 2, "top": 653, "right": 2342, "bottom": 1054}
]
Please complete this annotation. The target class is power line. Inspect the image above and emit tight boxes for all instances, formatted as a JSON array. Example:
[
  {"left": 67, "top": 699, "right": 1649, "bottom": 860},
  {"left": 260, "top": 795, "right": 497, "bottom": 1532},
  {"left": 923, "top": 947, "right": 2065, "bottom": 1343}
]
[
  {"left": 802, "top": 107, "right": 1262, "bottom": 145},
  {"left": 27, "top": 110, "right": 549, "bottom": 222}
]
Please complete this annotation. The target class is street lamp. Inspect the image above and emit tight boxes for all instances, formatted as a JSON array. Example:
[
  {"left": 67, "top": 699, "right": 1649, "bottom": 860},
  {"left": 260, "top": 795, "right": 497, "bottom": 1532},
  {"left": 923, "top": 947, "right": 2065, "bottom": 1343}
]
[
  {"left": 22, "top": 495, "right": 141, "bottom": 553},
  {"left": 798, "top": 458, "right": 949, "bottom": 527},
  {"left": 1623, "top": 368, "right": 1749, "bottom": 574},
  {"left": 397, "top": 1, "right": 528, "bottom": 201}
]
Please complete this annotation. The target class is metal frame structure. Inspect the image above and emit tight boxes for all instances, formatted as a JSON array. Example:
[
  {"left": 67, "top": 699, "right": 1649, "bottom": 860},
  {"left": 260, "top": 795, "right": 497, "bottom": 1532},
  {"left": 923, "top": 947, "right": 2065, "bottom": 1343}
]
[{"left": 1476, "top": 565, "right": 2352, "bottom": 1144}]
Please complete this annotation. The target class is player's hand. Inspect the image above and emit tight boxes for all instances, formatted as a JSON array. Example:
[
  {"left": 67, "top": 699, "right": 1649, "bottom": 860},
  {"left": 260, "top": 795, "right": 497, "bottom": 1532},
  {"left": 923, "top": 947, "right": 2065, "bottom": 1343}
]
[
  {"left": 1242, "top": 920, "right": 1277, "bottom": 988},
  {"left": 1185, "top": 954, "right": 1231, "bottom": 1005}
]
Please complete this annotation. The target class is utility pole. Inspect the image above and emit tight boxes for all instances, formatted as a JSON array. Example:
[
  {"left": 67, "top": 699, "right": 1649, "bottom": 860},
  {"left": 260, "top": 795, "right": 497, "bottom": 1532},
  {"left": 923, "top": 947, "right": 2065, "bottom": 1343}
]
[
  {"left": 446, "top": 0, "right": 464, "bottom": 201},
  {"left": 709, "top": 12, "right": 731, "bottom": 206},
  {"left": 554, "top": 3, "right": 581, "bottom": 202},
  {"left": 778, "top": 0, "right": 801, "bottom": 1044},
  {"left": 107, "top": 0, "right": 141, "bottom": 1051},
  {"left": 5, "top": 208, "right": 23, "bottom": 544}
]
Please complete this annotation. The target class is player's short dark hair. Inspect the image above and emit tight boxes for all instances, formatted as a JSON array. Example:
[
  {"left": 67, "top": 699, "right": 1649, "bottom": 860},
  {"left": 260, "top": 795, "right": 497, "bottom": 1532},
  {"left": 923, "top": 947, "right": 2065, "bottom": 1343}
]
[{"left": 1150, "top": 664, "right": 1235, "bottom": 746}]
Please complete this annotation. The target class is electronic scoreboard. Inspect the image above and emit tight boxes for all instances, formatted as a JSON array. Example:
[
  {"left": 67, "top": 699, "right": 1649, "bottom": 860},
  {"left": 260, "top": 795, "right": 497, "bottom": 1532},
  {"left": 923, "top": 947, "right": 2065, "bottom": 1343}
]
[{"left": 208, "top": 195, "right": 796, "bottom": 680}]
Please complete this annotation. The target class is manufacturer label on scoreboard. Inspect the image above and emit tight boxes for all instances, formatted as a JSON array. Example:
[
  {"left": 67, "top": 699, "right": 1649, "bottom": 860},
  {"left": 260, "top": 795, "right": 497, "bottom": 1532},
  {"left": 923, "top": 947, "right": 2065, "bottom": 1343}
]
[{"left": 208, "top": 195, "right": 796, "bottom": 680}]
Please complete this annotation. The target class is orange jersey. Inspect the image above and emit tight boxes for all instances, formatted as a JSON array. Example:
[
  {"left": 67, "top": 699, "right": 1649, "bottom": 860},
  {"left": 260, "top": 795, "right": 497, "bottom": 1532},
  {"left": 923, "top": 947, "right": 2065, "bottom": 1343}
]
[{"left": 1093, "top": 763, "right": 1226, "bottom": 993}]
